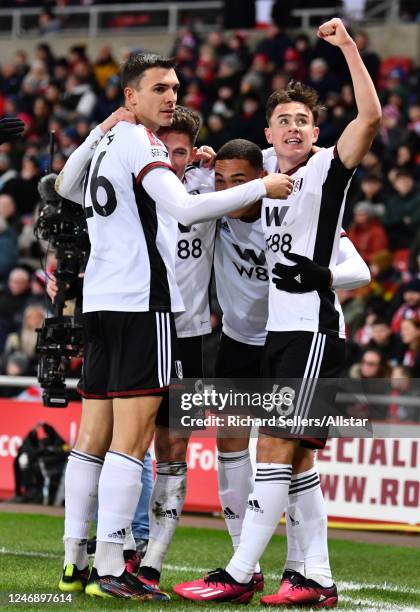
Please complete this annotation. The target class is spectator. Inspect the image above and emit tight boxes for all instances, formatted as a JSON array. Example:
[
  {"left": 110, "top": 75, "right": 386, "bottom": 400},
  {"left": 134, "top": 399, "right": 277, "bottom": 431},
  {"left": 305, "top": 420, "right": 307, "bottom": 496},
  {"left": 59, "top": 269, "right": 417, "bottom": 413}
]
[
  {"left": 352, "top": 349, "right": 391, "bottom": 378},
  {"left": 92, "top": 76, "right": 121, "bottom": 124},
  {"left": 391, "top": 278, "right": 420, "bottom": 334},
  {"left": 383, "top": 170, "right": 420, "bottom": 250},
  {"left": 0, "top": 217, "right": 18, "bottom": 284},
  {"left": 0, "top": 267, "right": 31, "bottom": 351},
  {"left": 366, "top": 317, "right": 401, "bottom": 365},
  {"left": 92, "top": 44, "right": 119, "bottom": 90},
  {"left": 3, "top": 304, "right": 46, "bottom": 375},
  {"left": 231, "top": 93, "right": 267, "bottom": 149},
  {"left": 0, "top": 154, "right": 18, "bottom": 192},
  {"left": 255, "top": 24, "right": 291, "bottom": 68},
  {"left": 2, "top": 155, "right": 41, "bottom": 215},
  {"left": 399, "top": 318, "right": 420, "bottom": 375},
  {"left": 347, "top": 201, "right": 388, "bottom": 263},
  {"left": 204, "top": 114, "right": 231, "bottom": 150},
  {"left": 0, "top": 194, "right": 19, "bottom": 233},
  {"left": 307, "top": 57, "right": 340, "bottom": 100},
  {"left": 388, "top": 365, "right": 420, "bottom": 422},
  {"left": 354, "top": 31, "right": 380, "bottom": 84},
  {"left": 367, "top": 249, "right": 402, "bottom": 311}
]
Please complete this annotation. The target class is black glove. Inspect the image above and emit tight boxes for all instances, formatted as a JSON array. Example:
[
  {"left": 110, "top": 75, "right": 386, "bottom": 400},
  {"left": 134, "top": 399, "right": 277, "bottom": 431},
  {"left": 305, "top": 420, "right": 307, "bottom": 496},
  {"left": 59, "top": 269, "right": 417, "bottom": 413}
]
[
  {"left": 272, "top": 252, "right": 332, "bottom": 293},
  {"left": 0, "top": 117, "right": 25, "bottom": 145}
]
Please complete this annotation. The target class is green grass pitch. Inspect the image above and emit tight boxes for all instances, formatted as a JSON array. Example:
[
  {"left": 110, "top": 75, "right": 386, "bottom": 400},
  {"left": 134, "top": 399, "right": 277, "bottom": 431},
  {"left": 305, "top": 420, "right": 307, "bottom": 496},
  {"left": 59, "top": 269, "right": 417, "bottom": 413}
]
[{"left": 0, "top": 513, "right": 419, "bottom": 610}]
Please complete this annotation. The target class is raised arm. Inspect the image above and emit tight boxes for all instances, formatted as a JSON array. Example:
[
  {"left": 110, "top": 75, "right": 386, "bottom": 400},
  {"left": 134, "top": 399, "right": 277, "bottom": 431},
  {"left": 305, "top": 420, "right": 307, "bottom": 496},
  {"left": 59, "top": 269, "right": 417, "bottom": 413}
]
[
  {"left": 317, "top": 18, "right": 381, "bottom": 169},
  {"left": 55, "top": 108, "right": 135, "bottom": 204}
]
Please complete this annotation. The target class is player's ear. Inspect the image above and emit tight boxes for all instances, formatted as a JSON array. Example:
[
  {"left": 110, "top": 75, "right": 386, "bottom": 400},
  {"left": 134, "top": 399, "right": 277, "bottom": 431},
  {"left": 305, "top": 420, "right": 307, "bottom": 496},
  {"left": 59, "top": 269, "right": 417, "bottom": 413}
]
[
  {"left": 124, "top": 86, "right": 135, "bottom": 106},
  {"left": 189, "top": 146, "right": 198, "bottom": 162},
  {"left": 264, "top": 127, "right": 273, "bottom": 145},
  {"left": 312, "top": 126, "right": 320, "bottom": 144}
]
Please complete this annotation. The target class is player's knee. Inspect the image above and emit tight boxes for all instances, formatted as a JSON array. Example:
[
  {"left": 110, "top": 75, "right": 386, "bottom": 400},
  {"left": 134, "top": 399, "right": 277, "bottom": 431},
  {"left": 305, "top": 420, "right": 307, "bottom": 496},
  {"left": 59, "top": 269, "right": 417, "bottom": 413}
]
[
  {"left": 292, "top": 446, "right": 314, "bottom": 473},
  {"left": 155, "top": 432, "right": 188, "bottom": 462},
  {"left": 216, "top": 436, "right": 249, "bottom": 453},
  {"left": 256, "top": 434, "right": 297, "bottom": 463}
]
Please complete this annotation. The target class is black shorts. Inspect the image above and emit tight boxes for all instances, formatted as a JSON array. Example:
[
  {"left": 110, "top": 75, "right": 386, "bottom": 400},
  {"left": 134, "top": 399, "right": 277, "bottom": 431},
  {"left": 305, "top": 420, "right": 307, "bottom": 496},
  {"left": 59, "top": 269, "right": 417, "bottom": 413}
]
[
  {"left": 215, "top": 333, "right": 263, "bottom": 378},
  {"left": 261, "top": 331, "right": 345, "bottom": 449},
  {"left": 156, "top": 335, "right": 203, "bottom": 428},
  {"left": 78, "top": 311, "right": 179, "bottom": 399}
]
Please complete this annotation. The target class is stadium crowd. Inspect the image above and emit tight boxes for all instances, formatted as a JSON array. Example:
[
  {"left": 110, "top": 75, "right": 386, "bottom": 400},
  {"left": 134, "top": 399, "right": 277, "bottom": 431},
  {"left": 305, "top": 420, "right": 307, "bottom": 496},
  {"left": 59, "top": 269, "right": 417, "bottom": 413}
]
[{"left": 0, "top": 23, "right": 419, "bottom": 420}]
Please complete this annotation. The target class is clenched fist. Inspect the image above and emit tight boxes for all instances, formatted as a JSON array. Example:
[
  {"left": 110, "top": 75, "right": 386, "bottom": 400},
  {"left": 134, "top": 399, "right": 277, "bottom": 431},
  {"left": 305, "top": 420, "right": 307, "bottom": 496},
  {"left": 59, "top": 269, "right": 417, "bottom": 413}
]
[
  {"left": 263, "top": 173, "right": 294, "bottom": 200},
  {"left": 317, "top": 18, "right": 354, "bottom": 48}
]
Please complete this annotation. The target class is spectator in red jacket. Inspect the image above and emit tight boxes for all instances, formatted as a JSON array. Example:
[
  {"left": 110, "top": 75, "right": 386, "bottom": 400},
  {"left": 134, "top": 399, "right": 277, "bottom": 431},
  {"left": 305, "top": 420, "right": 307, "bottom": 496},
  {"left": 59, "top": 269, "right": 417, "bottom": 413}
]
[
  {"left": 391, "top": 279, "right": 420, "bottom": 334},
  {"left": 348, "top": 201, "right": 389, "bottom": 263}
]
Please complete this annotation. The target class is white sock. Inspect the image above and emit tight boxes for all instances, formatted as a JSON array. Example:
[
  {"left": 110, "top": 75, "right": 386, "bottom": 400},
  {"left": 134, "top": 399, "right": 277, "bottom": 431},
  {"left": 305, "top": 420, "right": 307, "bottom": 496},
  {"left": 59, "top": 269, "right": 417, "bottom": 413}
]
[
  {"left": 95, "top": 451, "right": 143, "bottom": 577},
  {"left": 217, "top": 450, "right": 261, "bottom": 574},
  {"left": 226, "top": 463, "right": 292, "bottom": 583},
  {"left": 288, "top": 467, "right": 333, "bottom": 587},
  {"left": 141, "top": 462, "right": 187, "bottom": 574},
  {"left": 63, "top": 450, "right": 103, "bottom": 570}
]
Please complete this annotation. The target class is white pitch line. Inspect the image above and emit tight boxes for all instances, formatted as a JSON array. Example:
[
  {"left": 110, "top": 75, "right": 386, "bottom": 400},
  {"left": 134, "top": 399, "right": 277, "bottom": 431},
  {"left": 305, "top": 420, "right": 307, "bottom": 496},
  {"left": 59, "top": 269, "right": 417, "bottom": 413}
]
[
  {"left": 1, "top": 548, "right": 420, "bottom": 602},
  {"left": 340, "top": 595, "right": 418, "bottom": 611}
]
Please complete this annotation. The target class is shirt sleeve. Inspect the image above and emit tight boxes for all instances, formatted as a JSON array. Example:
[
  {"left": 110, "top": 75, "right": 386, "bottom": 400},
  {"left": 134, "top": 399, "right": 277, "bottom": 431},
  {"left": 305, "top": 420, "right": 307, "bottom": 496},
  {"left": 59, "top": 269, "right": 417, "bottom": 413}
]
[
  {"left": 307, "top": 146, "right": 355, "bottom": 190},
  {"left": 142, "top": 166, "right": 266, "bottom": 226},
  {"left": 332, "top": 236, "right": 371, "bottom": 290},
  {"left": 55, "top": 125, "right": 104, "bottom": 205}
]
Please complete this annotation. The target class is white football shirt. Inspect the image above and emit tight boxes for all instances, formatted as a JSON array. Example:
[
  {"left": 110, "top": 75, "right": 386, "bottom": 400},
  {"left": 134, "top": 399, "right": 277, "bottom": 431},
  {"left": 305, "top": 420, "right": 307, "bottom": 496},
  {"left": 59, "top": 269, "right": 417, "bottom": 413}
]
[
  {"left": 174, "top": 166, "right": 216, "bottom": 337},
  {"left": 215, "top": 215, "right": 268, "bottom": 346},
  {"left": 82, "top": 121, "right": 184, "bottom": 314},
  {"left": 262, "top": 146, "right": 355, "bottom": 337}
]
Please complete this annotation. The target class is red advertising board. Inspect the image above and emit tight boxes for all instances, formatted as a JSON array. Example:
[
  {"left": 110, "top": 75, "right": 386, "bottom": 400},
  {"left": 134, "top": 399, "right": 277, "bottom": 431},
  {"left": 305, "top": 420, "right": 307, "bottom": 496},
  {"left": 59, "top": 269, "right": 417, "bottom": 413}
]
[{"left": 1, "top": 398, "right": 419, "bottom": 531}]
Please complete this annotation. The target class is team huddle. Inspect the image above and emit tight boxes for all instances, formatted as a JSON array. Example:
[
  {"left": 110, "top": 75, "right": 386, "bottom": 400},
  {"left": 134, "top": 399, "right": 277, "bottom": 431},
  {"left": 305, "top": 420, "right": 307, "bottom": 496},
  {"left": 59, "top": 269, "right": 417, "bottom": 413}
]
[{"left": 54, "top": 18, "right": 381, "bottom": 606}]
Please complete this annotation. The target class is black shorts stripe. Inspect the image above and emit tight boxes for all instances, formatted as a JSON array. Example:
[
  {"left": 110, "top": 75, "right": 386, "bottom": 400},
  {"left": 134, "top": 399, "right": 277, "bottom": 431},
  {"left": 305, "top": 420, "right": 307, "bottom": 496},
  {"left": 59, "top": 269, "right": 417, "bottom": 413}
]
[
  {"left": 133, "top": 174, "right": 171, "bottom": 311},
  {"left": 292, "top": 333, "right": 326, "bottom": 433}
]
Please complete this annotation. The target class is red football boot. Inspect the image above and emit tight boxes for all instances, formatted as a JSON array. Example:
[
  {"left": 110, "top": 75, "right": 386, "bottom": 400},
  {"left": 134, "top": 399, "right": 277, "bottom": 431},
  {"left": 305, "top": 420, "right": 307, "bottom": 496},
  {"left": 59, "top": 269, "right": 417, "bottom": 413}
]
[
  {"left": 173, "top": 568, "right": 255, "bottom": 603},
  {"left": 261, "top": 570, "right": 306, "bottom": 605}
]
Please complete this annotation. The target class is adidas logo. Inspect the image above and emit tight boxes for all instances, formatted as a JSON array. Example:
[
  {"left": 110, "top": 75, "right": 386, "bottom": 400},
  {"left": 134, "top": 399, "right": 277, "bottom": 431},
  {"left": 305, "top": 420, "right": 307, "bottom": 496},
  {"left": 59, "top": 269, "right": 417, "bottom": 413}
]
[
  {"left": 223, "top": 506, "right": 239, "bottom": 520},
  {"left": 158, "top": 508, "right": 179, "bottom": 519},
  {"left": 107, "top": 528, "right": 126, "bottom": 539},
  {"left": 289, "top": 513, "right": 300, "bottom": 526},
  {"left": 294, "top": 274, "right": 302, "bottom": 283},
  {"left": 247, "top": 499, "right": 264, "bottom": 513},
  {"left": 221, "top": 221, "right": 230, "bottom": 233}
]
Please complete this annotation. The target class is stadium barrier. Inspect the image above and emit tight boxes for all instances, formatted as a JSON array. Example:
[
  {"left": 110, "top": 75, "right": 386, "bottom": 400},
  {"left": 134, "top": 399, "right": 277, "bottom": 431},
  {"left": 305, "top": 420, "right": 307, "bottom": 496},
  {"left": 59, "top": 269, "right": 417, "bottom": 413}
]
[{"left": 0, "top": 376, "right": 419, "bottom": 532}]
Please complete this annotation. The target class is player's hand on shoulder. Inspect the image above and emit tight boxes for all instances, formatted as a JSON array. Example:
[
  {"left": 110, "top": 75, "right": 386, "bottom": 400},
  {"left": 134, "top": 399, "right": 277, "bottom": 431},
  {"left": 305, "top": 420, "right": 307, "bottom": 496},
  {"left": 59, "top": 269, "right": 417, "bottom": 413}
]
[
  {"left": 263, "top": 173, "right": 294, "bottom": 200},
  {"left": 317, "top": 18, "right": 354, "bottom": 48},
  {"left": 192, "top": 145, "right": 216, "bottom": 168},
  {"left": 100, "top": 107, "right": 136, "bottom": 134},
  {"left": 272, "top": 252, "right": 332, "bottom": 293}
]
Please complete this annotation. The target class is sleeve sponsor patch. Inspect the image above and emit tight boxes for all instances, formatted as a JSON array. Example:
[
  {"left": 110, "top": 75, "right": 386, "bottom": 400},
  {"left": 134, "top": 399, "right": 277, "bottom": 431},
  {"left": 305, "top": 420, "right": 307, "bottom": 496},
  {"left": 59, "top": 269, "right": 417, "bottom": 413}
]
[{"left": 151, "top": 148, "right": 169, "bottom": 159}]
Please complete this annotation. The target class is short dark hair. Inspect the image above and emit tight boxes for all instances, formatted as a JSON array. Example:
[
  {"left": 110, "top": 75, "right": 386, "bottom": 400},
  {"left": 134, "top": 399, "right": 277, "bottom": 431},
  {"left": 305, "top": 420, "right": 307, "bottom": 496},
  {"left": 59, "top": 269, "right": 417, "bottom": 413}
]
[
  {"left": 395, "top": 169, "right": 413, "bottom": 180},
  {"left": 120, "top": 52, "right": 176, "bottom": 89},
  {"left": 266, "top": 80, "right": 324, "bottom": 124},
  {"left": 158, "top": 106, "right": 202, "bottom": 146},
  {"left": 215, "top": 139, "right": 263, "bottom": 170}
]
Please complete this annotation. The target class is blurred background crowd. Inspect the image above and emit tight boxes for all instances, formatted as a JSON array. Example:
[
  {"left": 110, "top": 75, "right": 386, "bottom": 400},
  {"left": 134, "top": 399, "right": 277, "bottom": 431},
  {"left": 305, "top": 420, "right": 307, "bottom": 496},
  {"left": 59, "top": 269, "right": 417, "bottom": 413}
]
[{"left": 0, "top": 1, "right": 419, "bottom": 421}]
